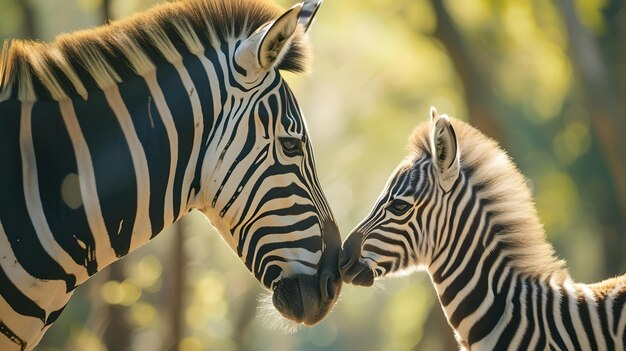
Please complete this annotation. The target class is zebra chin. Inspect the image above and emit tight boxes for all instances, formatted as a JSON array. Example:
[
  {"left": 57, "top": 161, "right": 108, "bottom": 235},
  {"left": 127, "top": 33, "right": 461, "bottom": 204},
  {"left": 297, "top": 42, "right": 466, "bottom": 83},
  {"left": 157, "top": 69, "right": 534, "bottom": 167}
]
[{"left": 272, "top": 272, "right": 340, "bottom": 325}]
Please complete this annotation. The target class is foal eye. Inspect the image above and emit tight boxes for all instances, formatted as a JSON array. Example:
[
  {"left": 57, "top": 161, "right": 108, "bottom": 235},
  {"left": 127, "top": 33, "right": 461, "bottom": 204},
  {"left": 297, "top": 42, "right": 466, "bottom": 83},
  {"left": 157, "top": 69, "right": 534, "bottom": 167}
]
[
  {"left": 280, "top": 137, "right": 303, "bottom": 156},
  {"left": 387, "top": 199, "right": 411, "bottom": 216}
]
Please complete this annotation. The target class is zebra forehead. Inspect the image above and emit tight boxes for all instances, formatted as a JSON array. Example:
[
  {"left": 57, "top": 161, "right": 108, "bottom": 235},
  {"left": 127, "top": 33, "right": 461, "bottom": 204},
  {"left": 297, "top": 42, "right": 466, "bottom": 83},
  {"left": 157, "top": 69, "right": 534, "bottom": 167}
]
[{"left": 0, "top": 0, "right": 312, "bottom": 103}]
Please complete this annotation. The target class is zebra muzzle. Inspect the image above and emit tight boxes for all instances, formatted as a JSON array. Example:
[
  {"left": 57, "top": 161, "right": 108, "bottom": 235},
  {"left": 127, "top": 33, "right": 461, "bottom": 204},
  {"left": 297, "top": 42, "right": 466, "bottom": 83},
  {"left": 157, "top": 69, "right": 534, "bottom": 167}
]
[
  {"left": 272, "top": 276, "right": 306, "bottom": 323},
  {"left": 272, "top": 219, "right": 343, "bottom": 325},
  {"left": 338, "top": 232, "right": 375, "bottom": 287},
  {"left": 272, "top": 273, "right": 338, "bottom": 326}
]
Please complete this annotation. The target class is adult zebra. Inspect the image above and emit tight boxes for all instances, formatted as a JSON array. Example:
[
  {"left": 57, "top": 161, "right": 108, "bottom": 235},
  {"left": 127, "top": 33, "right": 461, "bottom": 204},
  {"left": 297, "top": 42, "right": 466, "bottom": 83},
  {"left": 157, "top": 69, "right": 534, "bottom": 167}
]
[
  {"left": 0, "top": 0, "right": 342, "bottom": 349},
  {"left": 339, "top": 108, "right": 626, "bottom": 350}
]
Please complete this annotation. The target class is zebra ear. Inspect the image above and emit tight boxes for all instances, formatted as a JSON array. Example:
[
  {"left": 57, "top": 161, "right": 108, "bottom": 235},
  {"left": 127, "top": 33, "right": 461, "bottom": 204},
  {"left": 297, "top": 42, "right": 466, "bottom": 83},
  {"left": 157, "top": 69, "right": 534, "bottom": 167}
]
[
  {"left": 299, "top": 0, "right": 322, "bottom": 33},
  {"left": 235, "top": 4, "right": 302, "bottom": 79},
  {"left": 430, "top": 106, "right": 438, "bottom": 121},
  {"left": 430, "top": 111, "right": 460, "bottom": 192}
]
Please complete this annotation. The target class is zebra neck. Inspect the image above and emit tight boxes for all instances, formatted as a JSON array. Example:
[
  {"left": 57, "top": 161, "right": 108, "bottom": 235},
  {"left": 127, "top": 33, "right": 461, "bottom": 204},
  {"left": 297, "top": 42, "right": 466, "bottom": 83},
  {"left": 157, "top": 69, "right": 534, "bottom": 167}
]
[
  {"left": 5, "top": 45, "right": 239, "bottom": 287},
  {"left": 77, "top": 46, "right": 237, "bottom": 273},
  {"left": 433, "top": 268, "right": 626, "bottom": 350},
  {"left": 428, "top": 247, "right": 577, "bottom": 349}
]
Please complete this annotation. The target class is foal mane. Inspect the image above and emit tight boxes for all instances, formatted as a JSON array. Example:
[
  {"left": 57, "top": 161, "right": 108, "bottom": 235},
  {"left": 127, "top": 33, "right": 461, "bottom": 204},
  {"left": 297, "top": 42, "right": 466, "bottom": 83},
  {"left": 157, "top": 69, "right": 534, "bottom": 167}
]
[
  {"left": 0, "top": 0, "right": 310, "bottom": 103},
  {"left": 410, "top": 119, "right": 568, "bottom": 279}
]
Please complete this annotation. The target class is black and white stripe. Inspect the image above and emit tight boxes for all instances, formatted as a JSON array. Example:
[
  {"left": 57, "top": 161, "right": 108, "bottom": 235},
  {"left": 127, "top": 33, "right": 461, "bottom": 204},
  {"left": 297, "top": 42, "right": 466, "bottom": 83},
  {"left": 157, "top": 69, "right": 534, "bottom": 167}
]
[
  {"left": 340, "top": 109, "right": 626, "bottom": 350},
  {"left": 0, "top": 1, "right": 339, "bottom": 350}
]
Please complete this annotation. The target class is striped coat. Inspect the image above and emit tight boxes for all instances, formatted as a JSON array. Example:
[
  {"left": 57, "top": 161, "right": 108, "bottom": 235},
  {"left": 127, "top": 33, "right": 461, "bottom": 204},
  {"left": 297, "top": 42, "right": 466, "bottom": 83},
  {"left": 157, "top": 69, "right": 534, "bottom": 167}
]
[
  {"left": 0, "top": 1, "right": 342, "bottom": 350},
  {"left": 340, "top": 108, "right": 626, "bottom": 350}
]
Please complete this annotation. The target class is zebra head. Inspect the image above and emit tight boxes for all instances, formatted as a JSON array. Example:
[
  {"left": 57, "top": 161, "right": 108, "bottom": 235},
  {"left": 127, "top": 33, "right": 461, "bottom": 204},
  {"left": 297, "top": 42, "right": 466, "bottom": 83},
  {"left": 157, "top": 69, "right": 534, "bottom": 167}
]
[
  {"left": 196, "top": 1, "right": 342, "bottom": 326},
  {"left": 339, "top": 107, "right": 461, "bottom": 286}
]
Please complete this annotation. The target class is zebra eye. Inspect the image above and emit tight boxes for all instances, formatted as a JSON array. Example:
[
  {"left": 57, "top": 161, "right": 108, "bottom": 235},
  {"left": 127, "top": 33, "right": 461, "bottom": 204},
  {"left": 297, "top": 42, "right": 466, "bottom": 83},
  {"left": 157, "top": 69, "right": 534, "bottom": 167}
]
[
  {"left": 280, "top": 137, "right": 303, "bottom": 156},
  {"left": 387, "top": 199, "right": 411, "bottom": 216}
]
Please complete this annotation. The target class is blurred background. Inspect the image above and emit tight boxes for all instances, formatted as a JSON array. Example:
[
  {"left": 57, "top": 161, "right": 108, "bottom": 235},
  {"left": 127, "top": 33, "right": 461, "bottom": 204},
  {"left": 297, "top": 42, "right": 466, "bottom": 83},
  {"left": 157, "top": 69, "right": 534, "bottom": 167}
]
[{"left": 1, "top": 0, "right": 625, "bottom": 350}]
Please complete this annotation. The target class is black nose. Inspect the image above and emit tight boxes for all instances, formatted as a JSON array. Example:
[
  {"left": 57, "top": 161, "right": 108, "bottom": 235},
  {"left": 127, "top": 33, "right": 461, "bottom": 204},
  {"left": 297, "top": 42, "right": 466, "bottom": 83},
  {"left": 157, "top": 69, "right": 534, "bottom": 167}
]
[{"left": 339, "top": 232, "right": 374, "bottom": 287}]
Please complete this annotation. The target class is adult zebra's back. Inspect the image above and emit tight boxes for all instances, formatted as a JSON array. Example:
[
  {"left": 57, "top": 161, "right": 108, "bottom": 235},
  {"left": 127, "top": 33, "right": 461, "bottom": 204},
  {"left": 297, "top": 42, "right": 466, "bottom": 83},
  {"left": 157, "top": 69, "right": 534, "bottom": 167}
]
[
  {"left": 339, "top": 108, "right": 626, "bottom": 350},
  {"left": 0, "top": 1, "right": 343, "bottom": 350}
]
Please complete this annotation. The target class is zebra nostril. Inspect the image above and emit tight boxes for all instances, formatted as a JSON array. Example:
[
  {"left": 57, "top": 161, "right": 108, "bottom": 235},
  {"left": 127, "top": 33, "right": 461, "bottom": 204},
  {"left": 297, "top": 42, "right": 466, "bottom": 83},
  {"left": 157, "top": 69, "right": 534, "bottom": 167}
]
[
  {"left": 321, "top": 272, "right": 337, "bottom": 301},
  {"left": 338, "top": 250, "right": 353, "bottom": 271}
]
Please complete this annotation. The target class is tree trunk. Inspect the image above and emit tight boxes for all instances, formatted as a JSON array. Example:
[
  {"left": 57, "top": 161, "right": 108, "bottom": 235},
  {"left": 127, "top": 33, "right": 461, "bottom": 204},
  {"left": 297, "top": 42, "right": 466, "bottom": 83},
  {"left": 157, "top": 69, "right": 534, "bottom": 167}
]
[
  {"left": 556, "top": 0, "right": 626, "bottom": 276},
  {"left": 17, "top": 0, "right": 37, "bottom": 39},
  {"left": 102, "top": 264, "right": 134, "bottom": 351},
  {"left": 102, "top": 0, "right": 112, "bottom": 24},
  {"left": 166, "top": 220, "right": 186, "bottom": 351},
  {"left": 430, "top": 0, "right": 507, "bottom": 145}
]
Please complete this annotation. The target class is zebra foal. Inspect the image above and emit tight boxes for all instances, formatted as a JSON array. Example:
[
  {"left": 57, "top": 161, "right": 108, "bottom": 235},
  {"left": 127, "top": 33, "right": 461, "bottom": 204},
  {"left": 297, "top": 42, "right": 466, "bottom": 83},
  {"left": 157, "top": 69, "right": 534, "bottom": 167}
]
[
  {"left": 339, "top": 108, "right": 626, "bottom": 350},
  {"left": 0, "top": 0, "right": 342, "bottom": 350}
]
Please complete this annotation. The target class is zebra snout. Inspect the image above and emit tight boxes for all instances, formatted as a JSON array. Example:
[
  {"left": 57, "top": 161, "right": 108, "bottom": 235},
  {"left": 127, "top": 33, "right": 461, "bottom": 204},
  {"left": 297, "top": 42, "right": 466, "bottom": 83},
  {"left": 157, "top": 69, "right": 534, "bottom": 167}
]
[
  {"left": 272, "top": 220, "right": 344, "bottom": 325},
  {"left": 339, "top": 232, "right": 375, "bottom": 287},
  {"left": 317, "top": 220, "right": 343, "bottom": 302}
]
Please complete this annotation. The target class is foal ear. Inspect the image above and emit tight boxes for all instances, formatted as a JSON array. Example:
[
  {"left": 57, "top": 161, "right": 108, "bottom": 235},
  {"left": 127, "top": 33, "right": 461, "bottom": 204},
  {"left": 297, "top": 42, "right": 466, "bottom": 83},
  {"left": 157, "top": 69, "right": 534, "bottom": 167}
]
[
  {"left": 235, "top": 4, "right": 302, "bottom": 80},
  {"left": 429, "top": 108, "right": 460, "bottom": 192}
]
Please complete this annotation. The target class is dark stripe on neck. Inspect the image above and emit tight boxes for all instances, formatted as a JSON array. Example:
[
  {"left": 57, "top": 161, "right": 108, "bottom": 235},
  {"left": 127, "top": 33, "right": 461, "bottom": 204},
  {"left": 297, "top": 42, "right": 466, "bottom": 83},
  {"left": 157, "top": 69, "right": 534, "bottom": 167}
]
[
  {"left": 32, "top": 100, "right": 97, "bottom": 275},
  {"left": 559, "top": 287, "right": 583, "bottom": 350},
  {"left": 0, "top": 264, "right": 46, "bottom": 323},
  {"left": 534, "top": 280, "right": 548, "bottom": 350},
  {"left": 185, "top": 53, "right": 214, "bottom": 206},
  {"left": 433, "top": 180, "right": 476, "bottom": 283},
  {"left": 613, "top": 291, "right": 626, "bottom": 339},
  {"left": 577, "top": 290, "right": 598, "bottom": 350},
  {"left": 440, "top": 201, "right": 486, "bottom": 307},
  {"left": 155, "top": 61, "right": 194, "bottom": 221},
  {"left": 118, "top": 72, "right": 169, "bottom": 238},
  {"left": 596, "top": 296, "right": 614, "bottom": 350},
  {"left": 544, "top": 287, "right": 570, "bottom": 350},
  {"left": 467, "top": 254, "right": 512, "bottom": 344},
  {"left": 448, "top": 240, "right": 496, "bottom": 327},
  {"left": 517, "top": 276, "right": 536, "bottom": 350},
  {"left": 0, "top": 99, "right": 76, "bottom": 291},
  {"left": 74, "top": 89, "right": 137, "bottom": 257},
  {"left": 493, "top": 274, "right": 523, "bottom": 349}
]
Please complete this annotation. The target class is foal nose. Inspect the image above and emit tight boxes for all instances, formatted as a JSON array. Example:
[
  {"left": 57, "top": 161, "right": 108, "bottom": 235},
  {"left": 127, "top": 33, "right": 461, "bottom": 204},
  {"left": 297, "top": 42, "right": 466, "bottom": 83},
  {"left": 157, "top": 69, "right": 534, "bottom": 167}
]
[{"left": 338, "top": 232, "right": 374, "bottom": 287}]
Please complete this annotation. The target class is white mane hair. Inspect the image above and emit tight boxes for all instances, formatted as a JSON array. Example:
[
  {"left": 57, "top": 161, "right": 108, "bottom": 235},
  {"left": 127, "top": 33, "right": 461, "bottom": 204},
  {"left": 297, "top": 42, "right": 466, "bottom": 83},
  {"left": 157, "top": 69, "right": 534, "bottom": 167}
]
[
  {"left": 409, "top": 119, "right": 568, "bottom": 279},
  {"left": 0, "top": 0, "right": 311, "bottom": 103}
]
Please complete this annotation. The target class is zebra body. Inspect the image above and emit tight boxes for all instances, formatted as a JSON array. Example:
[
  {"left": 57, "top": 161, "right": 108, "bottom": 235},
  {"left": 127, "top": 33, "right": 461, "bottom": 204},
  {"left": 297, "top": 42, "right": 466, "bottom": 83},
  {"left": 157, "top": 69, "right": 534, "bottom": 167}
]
[
  {"left": 339, "top": 108, "right": 626, "bottom": 350},
  {"left": 0, "top": 1, "right": 342, "bottom": 350}
]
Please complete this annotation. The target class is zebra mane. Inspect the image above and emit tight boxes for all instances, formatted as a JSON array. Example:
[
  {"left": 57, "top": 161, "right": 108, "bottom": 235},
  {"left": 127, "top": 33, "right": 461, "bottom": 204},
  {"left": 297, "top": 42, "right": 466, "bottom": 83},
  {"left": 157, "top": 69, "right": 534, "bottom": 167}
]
[
  {"left": 410, "top": 119, "right": 568, "bottom": 278},
  {"left": 0, "top": 0, "right": 311, "bottom": 103}
]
